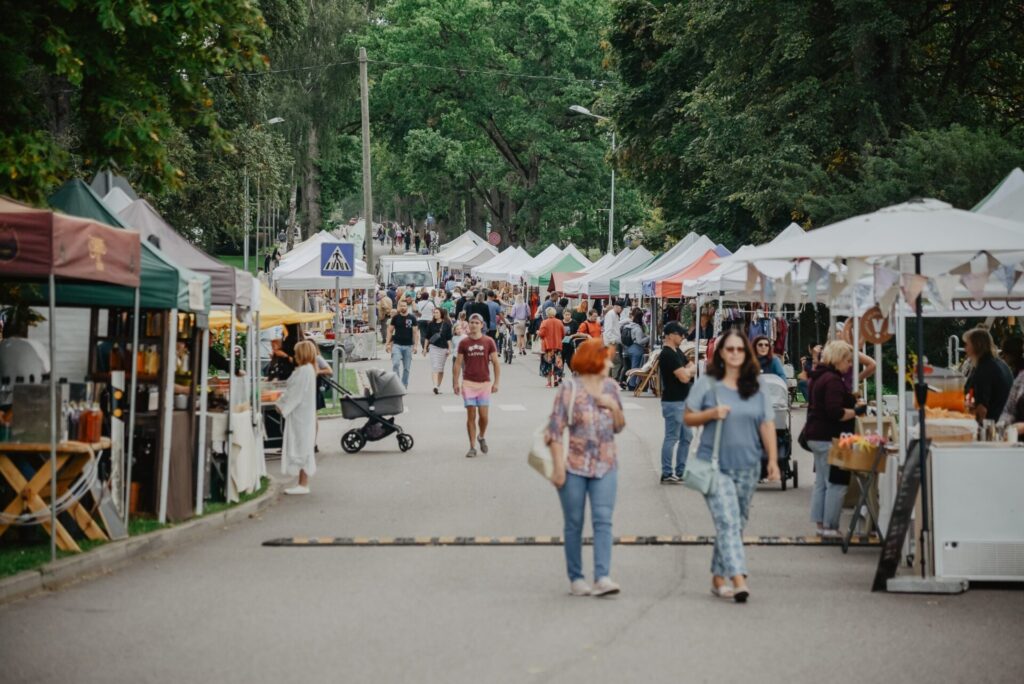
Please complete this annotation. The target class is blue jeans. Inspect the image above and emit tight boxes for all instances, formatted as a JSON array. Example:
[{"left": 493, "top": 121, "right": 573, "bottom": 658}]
[
  {"left": 705, "top": 467, "right": 759, "bottom": 578},
  {"left": 624, "top": 344, "right": 645, "bottom": 389},
  {"left": 809, "top": 440, "right": 847, "bottom": 529},
  {"left": 557, "top": 469, "right": 618, "bottom": 582},
  {"left": 391, "top": 344, "right": 413, "bottom": 387},
  {"left": 660, "top": 401, "right": 691, "bottom": 477}
]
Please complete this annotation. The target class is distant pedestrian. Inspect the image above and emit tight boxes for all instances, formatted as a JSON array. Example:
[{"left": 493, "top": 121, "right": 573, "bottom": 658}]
[
  {"left": 387, "top": 299, "right": 419, "bottom": 388},
  {"left": 538, "top": 307, "right": 566, "bottom": 388},
  {"left": 603, "top": 301, "right": 624, "bottom": 382},
  {"left": 658, "top": 321, "right": 695, "bottom": 484},
  {"left": 511, "top": 294, "right": 530, "bottom": 356},
  {"left": 621, "top": 308, "right": 650, "bottom": 390},
  {"left": 546, "top": 338, "right": 626, "bottom": 597},
  {"left": 415, "top": 232, "right": 422, "bottom": 253},
  {"left": 426, "top": 308, "right": 453, "bottom": 394},
  {"left": 416, "top": 291, "right": 436, "bottom": 354},
  {"left": 486, "top": 290, "right": 501, "bottom": 339},
  {"left": 277, "top": 340, "right": 319, "bottom": 495},
  {"left": 404, "top": 228, "right": 412, "bottom": 252},
  {"left": 452, "top": 313, "right": 500, "bottom": 458},
  {"left": 685, "top": 332, "right": 779, "bottom": 602}
]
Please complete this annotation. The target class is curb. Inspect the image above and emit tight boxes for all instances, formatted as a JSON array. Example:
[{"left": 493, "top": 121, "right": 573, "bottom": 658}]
[{"left": 0, "top": 480, "right": 283, "bottom": 606}]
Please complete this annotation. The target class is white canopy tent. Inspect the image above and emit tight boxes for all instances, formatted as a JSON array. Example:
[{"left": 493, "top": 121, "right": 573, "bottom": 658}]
[
  {"left": 273, "top": 254, "right": 376, "bottom": 291},
  {"left": 687, "top": 223, "right": 809, "bottom": 299},
  {"left": 974, "top": 167, "right": 1024, "bottom": 223},
  {"left": 102, "top": 187, "right": 135, "bottom": 214},
  {"left": 564, "top": 246, "right": 655, "bottom": 296},
  {"left": 617, "top": 232, "right": 707, "bottom": 296},
  {"left": 630, "top": 236, "right": 717, "bottom": 297},
  {"left": 472, "top": 246, "right": 533, "bottom": 281},
  {"left": 445, "top": 242, "right": 499, "bottom": 271},
  {"left": 517, "top": 244, "right": 564, "bottom": 281},
  {"left": 523, "top": 244, "right": 592, "bottom": 284},
  {"left": 438, "top": 230, "right": 484, "bottom": 253},
  {"left": 279, "top": 231, "right": 338, "bottom": 266}
]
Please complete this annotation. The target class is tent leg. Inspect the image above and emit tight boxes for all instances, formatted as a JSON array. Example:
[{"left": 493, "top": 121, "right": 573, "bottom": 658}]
[
  {"left": 334, "top": 277, "right": 341, "bottom": 406},
  {"left": 48, "top": 274, "right": 57, "bottom": 562},
  {"left": 195, "top": 326, "right": 210, "bottom": 515},
  {"left": 124, "top": 287, "right": 141, "bottom": 527},
  {"left": 158, "top": 308, "right": 178, "bottom": 524}
]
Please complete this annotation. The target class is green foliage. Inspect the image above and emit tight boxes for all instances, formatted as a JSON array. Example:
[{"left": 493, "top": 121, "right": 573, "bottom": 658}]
[
  {"left": 608, "top": 0, "right": 1024, "bottom": 246},
  {"left": 0, "top": 0, "right": 272, "bottom": 204},
  {"left": 367, "top": 0, "right": 648, "bottom": 249}
]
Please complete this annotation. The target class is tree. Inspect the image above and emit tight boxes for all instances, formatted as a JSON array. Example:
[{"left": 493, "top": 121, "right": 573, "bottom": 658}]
[
  {"left": 367, "top": 0, "right": 648, "bottom": 249},
  {"left": 607, "top": 1, "right": 1024, "bottom": 245},
  {"left": 0, "top": 0, "right": 270, "bottom": 204}
]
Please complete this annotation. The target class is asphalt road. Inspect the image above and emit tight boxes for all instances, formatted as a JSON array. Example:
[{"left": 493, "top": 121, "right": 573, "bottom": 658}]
[{"left": 2, "top": 349, "right": 1022, "bottom": 683}]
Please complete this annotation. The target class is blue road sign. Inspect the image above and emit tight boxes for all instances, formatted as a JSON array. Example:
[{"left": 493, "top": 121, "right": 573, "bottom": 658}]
[{"left": 320, "top": 242, "right": 355, "bottom": 277}]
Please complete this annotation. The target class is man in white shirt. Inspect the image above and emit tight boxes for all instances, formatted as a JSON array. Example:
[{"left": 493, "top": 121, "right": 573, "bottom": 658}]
[{"left": 603, "top": 301, "right": 624, "bottom": 383}]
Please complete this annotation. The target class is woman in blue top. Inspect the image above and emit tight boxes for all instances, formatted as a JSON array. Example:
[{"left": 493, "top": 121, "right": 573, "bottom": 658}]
[
  {"left": 685, "top": 332, "right": 780, "bottom": 602},
  {"left": 752, "top": 335, "right": 786, "bottom": 380}
]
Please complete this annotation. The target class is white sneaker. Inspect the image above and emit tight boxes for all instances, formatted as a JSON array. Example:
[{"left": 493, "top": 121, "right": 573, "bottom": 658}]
[
  {"left": 569, "top": 580, "right": 592, "bottom": 596},
  {"left": 592, "top": 577, "right": 621, "bottom": 597},
  {"left": 284, "top": 485, "right": 310, "bottom": 495},
  {"left": 821, "top": 529, "right": 842, "bottom": 539}
]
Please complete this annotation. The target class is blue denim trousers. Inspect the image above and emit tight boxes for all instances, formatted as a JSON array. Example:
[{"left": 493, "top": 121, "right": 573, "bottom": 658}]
[
  {"left": 704, "top": 467, "right": 759, "bottom": 578},
  {"left": 809, "top": 440, "right": 847, "bottom": 530},
  {"left": 660, "top": 401, "right": 691, "bottom": 477},
  {"left": 624, "top": 343, "right": 645, "bottom": 389},
  {"left": 391, "top": 344, "right": 413, "bottom": 387},
  {"left": 557, "top": 469, "right": 618, "bottom": 582}
]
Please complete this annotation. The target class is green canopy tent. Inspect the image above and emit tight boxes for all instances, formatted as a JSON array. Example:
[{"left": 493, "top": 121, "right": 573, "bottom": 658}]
[
  {"left": 528, "top": 253, "right": 590, "bottom": 287},
  {"left": 47, "top": 180, "right": 210, "bottom": 524}
]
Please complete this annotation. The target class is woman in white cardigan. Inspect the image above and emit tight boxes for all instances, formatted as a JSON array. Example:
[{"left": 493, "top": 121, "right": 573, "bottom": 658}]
[{"left": 277, "top": 339, "right": 318, "bottom": 495}]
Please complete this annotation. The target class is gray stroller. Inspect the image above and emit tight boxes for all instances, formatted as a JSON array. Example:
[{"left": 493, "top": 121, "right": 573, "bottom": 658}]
[
  {"left": 760, "top": 374, "right": 797, "bottom": 489},
  {"left": 332, "top": 368, "right": 414, "bottom": 453}
]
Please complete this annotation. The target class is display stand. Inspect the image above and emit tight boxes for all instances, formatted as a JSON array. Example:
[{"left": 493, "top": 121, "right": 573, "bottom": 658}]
[{"left": 841, "top": 446, "right": 888, "bottom": 553}]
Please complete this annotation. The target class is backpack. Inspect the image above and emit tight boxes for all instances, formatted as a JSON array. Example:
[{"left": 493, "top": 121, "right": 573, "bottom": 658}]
[{"left": 620, "top": 322, "right": 634, "bottom": 347}]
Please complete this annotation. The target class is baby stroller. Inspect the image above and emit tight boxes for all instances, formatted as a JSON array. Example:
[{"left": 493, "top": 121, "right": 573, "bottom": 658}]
[
  {"left": 328, "top": 368, "right": 414, "bottom": 453},
  {"left": 759, "top": 374, "right": 797, "bottom": 490}
]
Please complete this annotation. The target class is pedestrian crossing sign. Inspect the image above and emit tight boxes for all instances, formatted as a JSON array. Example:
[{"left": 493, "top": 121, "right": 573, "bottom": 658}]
[{"left": 320, "top": 242, "right": 355, "bottom": 276}]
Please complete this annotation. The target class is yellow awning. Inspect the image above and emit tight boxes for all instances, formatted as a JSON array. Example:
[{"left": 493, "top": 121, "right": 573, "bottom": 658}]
[{"left": 209, "top": 282, "right": 334, "bottom": 330}]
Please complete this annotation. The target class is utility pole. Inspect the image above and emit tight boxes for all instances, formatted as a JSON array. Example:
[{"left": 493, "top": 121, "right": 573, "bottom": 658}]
[
  {"left": 608, "top": 130, "right": 616, "bottom": 255},
  {"left": 359, "top": 46, "right": 376, "bottom": 330},
  {"left": 243, "top": 167, "right": 250, "bottom": 272}
]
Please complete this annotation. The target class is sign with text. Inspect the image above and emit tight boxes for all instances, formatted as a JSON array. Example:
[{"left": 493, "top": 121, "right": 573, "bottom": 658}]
[{"left": 320, "top": 242, "right": 355, "bottom": 277}]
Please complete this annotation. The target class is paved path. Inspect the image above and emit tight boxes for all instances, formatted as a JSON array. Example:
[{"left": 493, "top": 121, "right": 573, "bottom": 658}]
[{"left": 2, "top": 350, "right": 1022, "bottom": 683}]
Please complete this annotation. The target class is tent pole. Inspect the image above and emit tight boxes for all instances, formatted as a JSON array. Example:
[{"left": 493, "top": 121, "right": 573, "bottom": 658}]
[
  {"left": 853, "top": 313, "right": 860, "bottom": 388},
  {"left": 124, "top": 286, "right": 141, "bottom": 526},
  {"left": 913, "top": 253, "right": 930, "bottom": 578},
  {"left": 334, "top": 277, "right": 341, "bottom": 406},
  {"left": 158, "top": 308, "right": 179, "bottom": 524},
  {"left": 694, "top": 295, "right": 702, "bottom": 377},
  {"left": 194, "top": 326, "right": 210, "bottom": 515},
  {"left": 48, "top": 273, "right": 57, "bottom": 562}
]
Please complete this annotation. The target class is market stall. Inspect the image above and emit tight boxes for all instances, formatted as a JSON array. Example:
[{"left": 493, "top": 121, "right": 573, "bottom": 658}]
[
  {"left": 525, "top": 244, "right": 591, "bottom": 287},
  {"left": 617, "top": 233, "right": 713, "bottom": 298}
]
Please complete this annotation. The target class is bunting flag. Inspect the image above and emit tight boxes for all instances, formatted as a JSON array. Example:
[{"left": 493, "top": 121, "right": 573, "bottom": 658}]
[
  {"left": 745, "top": 263, "right": 759, "bottom": 294},
  {"left": 929, "top": 274, "right": 959, "bottom": 308},
  {"left": 873, "top": 264, "right": 900, "bottom": 303},
  {"left": 994, "top": 263, "right": 1024, "bottom": 294},
  {"left": 806, "top": 261, "right": 826, "bottom": 306},
  {"left": 878, "top": 284, "right": 900, "bottom": 315},
  {"left": 828, "top": 273, "right": 846, "bottom": 303},
  {"left": 774, "top": 275, "right": 790, "bottom": 310},
  {"left": 961, "top": 272, "right": 990, "bottom": 301},
  {"left": 762, "top": 274, "right": 774, "bottom": 303},
  {"left": 901, "top": 274, "right": 928, "bottom": 306},
  {"left": 950, "top": 251, "right": 999, "bottom": 277},
  {"left": 846, "top": 257, "right": 870, "bottom": 289}
]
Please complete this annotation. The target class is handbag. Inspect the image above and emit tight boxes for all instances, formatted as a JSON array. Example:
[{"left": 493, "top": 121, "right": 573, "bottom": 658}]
[
  {"left": 681, "top": 378, "right": 722, "bottom": 496},
  {"left": 528, "top": 379, "right": 577, "bottom": 480}
]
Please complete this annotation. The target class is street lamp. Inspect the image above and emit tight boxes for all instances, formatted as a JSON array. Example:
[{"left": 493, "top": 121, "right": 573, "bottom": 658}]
[
  {"left": 244, "top": 116, "right": 285, "bottom": 273},
  {"left": 570, "top": 105, "right": 616, "bottom": 256}
]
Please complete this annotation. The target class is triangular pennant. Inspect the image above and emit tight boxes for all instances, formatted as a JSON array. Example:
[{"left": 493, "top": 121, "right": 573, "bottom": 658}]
[
  {"left": 961, "top": 272, "right": 990, "bottom": 301},
  {"left": 982, "top": 251, "right": 1001, "bottom": 275},
  {"left": 929, "top": 274, "right": 959, "bottom": 308},
  {"left": 901, "top": 274, "right": 928, "bottom": 305},
  {"left": 873, "top": 264, "right": 900, "bottom": 302},
  {"left": 994, "top": 263, "right": 1024, "bottom": 294},
  {"left": 878, "top": 284, "right": 900, "bottom": 314},
  {"left": 845, "top": 258, "right": 870, "bottom": 288},
  {"left": 745, "top": 263, "right": 759, "bottom": 294},
  {"left": 829, "top": 274, "right": 846, "bottom": 301},
  {"left": 949, "top": 258, "right": 973, "bottom": 276}
]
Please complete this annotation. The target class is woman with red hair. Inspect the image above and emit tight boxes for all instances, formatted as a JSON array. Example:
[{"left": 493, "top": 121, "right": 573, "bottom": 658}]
[{"left": 546, "top": 338, "right": 626, "bottom": 597}]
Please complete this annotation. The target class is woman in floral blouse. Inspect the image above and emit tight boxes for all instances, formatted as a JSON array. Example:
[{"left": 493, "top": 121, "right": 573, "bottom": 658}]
[{"left": 546, "top": 338, "right": 626, "bottom": 597}]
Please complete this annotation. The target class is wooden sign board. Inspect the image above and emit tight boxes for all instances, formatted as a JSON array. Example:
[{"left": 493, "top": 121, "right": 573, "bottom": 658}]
[
  {"left": 860, "top": 306, "right": 894, "bottom": 345},
  {"left": 872, "top": 439, "right": 928, "bottom": 591}
]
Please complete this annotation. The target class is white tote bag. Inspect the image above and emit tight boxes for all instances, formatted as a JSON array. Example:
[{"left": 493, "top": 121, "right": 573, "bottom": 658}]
[{"left": 527, "top": 380, "right": 576, "bottom": 480}]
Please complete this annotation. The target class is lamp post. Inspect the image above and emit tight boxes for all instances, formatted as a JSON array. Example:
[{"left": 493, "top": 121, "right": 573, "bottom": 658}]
[
  {"left": 569, "top": 105, "right": 615, "bottom": 255},
  {"left": 244, "top": 117, "right": 285, "bottom": 273}
]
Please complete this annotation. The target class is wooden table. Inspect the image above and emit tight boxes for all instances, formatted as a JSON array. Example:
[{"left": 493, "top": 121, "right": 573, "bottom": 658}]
[{"left": 0, "top": 438, "right": 111, "bottom": 553}]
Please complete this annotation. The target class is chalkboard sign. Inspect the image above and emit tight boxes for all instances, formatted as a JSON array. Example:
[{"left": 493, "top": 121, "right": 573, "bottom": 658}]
[{"left": 871, "top": 440, "right": 928, "bottom": 592}]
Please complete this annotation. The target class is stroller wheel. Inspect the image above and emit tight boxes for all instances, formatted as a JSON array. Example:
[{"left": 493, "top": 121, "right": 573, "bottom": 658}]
[
  {"left": 397, "top": 433, "right": 414, "bottom": 452},
  {"left": 341, "top": 429, "right": 366, "bottom": 453},
  {"left": 792, "top": 460, "right": 799, "bottom": 488},
  {"left": 781, "top": 469, "right": 788, "bottom": 491}
]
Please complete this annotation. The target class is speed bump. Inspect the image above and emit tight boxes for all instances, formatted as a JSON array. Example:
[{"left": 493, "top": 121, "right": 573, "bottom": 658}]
[{"left": 263, "top": 534, "right": 880, "bottom": 547}]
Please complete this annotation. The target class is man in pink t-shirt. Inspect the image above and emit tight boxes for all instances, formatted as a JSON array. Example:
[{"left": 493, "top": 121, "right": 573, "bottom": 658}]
[{"left": 453, "top": 313, "right": 501, "bottom": 458}]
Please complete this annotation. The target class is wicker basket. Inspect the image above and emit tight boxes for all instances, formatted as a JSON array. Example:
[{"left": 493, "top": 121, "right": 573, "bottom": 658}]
[{"left": 828, "top": 440, "right": 888, "bottom": 473}]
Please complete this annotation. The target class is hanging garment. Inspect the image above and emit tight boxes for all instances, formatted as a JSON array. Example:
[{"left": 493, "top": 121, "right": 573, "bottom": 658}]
[{"left": 773, "top": 317, "right": 788, "bottom": 356}]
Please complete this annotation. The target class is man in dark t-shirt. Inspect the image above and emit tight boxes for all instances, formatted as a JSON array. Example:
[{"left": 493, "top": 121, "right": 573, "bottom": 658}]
[
  {"left": 453, "top": 313, "right": 500, "bottom": 458},
  {"left": 386, "top": 300, "right": 419, "bottom": 388},
  {"left": 658, "top": 321, "right": 696, "bottom": 483},
  {"left": 465, "top": 292, "right": 492, "bottom": 331}
]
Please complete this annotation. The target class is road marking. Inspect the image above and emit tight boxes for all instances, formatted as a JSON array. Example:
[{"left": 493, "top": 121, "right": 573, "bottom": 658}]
[
  {"left": 264, "top": 535, "right": 881, "bottom": 548},
  {"left": 497, "top": 404, "right": 526, "bottom": 412}
]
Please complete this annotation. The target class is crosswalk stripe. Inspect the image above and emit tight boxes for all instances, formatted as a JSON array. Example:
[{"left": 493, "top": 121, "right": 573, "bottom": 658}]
[{"left": 264, "top": 535, "right": 882, "bottom": 547}]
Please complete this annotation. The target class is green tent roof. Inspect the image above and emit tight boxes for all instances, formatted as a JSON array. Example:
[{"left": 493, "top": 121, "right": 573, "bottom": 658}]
[
  {"left": 610, "top": 256, "right": 660, "bottom": 296},
  {"left": 529, "top": 253, "right": 588, "bottom": 286},
  {"left": 47, "top": 180, "right": 210, "bottom": 312}
]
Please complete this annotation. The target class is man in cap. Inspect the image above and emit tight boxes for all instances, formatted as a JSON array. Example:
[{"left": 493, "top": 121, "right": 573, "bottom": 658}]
[
  {"left": 452, "top": 313, "right": 500, "bottom": 458},
  {"left": 603, "top": 299, "right": 624, "bottom": 383},
  {"left": 658, "top": 321, "right": 696, "bottom": 484}
]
